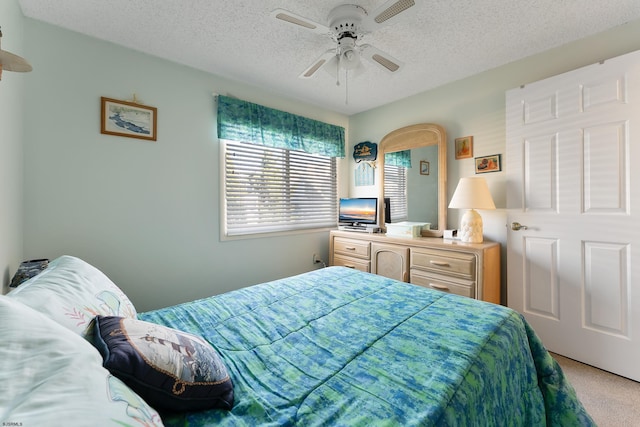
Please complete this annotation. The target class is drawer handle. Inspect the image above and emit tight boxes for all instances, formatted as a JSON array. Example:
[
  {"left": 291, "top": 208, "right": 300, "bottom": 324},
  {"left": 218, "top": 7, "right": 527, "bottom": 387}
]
[
  {"left": 345, "top": 247, "right": 357, "bottom": 251},
  {"left": 430, "top": 283, "right": 450, "bottom": 291},
  {"left": 430, "top": 260, "right": 450, "bottom": 267},
  {"left": 344, "top": 265, "right": 355, "bottom": 269}
]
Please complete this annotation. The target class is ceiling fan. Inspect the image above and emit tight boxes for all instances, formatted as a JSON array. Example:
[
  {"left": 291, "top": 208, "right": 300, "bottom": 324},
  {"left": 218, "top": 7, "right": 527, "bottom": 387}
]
[
  {"left": 271, "top": 0, "right": 417, "bottom": 81},
  {"left": 0, "top": 26, "right": 33, "bottom": 81}
]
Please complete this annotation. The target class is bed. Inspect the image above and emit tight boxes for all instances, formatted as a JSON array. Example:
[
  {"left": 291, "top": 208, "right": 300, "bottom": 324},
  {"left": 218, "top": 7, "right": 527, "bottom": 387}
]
[{"left": 1, "top": 255, "right": 594, "bottom": 426}]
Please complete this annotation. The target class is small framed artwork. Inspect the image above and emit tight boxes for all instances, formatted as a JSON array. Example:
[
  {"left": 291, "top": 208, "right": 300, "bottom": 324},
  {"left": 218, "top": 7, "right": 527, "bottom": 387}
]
[
  {"left": 455, "top": 136, "right": 473, "bottom": 159},
  {"left": 101, "top": 97, "right": 157, "bottom": 141},
  {"left": 420, "top": 160, "right": 430, "bottom": 175},
  {"left": 475, "top": 154, "right": 502, "bottom": 174}
]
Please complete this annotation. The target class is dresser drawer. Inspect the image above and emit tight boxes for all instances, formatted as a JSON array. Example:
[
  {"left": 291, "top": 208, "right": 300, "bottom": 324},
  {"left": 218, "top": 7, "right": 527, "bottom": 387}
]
[
  {"left": 329, "top": 230, "right": 501, "bottom": 303},
  {"left": 410, "top": 248, "right": 476, "bottom": 279},
  {"left": 410, "top": 271, "right": 475, "bottom": 298},
  {"left": 333, "top": 255, "right": 370, "bottom": 272},
  {"left": 334, "top": 237, "right": 371, "bottom": 260}
]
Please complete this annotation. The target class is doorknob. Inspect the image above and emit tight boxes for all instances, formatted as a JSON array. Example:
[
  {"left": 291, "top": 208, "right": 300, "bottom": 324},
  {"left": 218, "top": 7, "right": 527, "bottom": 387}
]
[{"left": 511, "top": 222, "right": 528, "bottom": 231}]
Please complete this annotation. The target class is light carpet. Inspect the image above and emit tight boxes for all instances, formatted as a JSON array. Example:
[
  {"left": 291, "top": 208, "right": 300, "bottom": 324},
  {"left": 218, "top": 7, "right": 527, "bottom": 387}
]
[{"left": 552, "top": 353, "right": 640, "bottom": 426}]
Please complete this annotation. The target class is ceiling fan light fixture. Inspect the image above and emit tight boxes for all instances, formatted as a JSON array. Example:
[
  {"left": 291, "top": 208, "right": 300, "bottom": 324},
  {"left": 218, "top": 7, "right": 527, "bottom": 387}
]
[
  {"left": 341, "top": 49, "right": 360, "bottom": 69},
  {"left": 337, "top": 35, "right": 360, "bottom": 70}
]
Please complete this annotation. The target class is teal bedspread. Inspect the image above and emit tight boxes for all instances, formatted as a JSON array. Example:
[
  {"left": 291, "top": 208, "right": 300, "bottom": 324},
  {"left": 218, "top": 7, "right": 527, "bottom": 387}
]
[{"left": 139, "top": 267, "right": 594, "bottom": 426}]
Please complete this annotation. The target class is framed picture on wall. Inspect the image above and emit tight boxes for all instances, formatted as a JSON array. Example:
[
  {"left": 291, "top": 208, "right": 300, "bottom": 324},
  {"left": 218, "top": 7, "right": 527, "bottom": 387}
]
[
  {"left": 101, "top": 97, "right": 157, "bottom": 141},
  {"left": 454, "top": 136, "right": 473, "bottom": 159},
  {"left": 475, "top": 154, "right": 502, "bottom": 174},
  {"left": 420, "top": 160, "right": 430, "bottom": 175}
]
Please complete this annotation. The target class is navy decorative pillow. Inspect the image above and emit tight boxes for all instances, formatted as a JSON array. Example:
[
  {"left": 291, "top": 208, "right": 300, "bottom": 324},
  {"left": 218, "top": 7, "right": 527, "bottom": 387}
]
[
  {"left": 92, "top": 315, "right": 234, "bottom": 412},
  {"left": 9, "top": 258, "right": 49, "bottom": 287}
]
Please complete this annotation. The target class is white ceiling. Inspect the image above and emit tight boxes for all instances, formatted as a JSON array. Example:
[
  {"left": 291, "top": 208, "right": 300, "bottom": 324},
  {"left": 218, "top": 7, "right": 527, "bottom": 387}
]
[{"left": 17, "top": 0, "right": 640, "bottom": 115}]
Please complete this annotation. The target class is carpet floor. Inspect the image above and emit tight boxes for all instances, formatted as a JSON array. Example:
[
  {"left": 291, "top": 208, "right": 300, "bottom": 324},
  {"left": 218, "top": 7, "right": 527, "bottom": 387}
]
[{"left": 552, "top": 353, "right": 640, "bottom": 426}]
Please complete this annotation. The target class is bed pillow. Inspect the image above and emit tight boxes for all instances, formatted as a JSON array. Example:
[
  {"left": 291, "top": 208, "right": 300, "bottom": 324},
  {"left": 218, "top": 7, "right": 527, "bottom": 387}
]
[
  {"left": 92, "top": 315, "right": 234, "bottom": 412},
  {"left": 9, "top": 258, "right": 49, "bottom": 287},
  {"left": 0, "top": 296, "right": 163, "bottom": 426},
  {"left": 6, "top": 255, "right": 136, "bottom": 339}
]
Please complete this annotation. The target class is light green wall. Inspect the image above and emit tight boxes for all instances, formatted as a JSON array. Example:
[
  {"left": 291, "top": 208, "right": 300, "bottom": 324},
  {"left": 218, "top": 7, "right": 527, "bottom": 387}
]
[
  {"left": 0, "top": 0, "right": 26, "bottom": 292},
  {"left": 21, "top": 19, "right": 348, "bottom": 311},
  {"left": 349, "top": 18, "right": 640, "bottom": 301},
  {"left": 14, "top": 12, "right": 640, "bottom": 309}
]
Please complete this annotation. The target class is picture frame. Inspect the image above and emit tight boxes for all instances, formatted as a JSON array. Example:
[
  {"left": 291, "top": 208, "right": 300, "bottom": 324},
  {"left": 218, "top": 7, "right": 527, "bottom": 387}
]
[
  {"left": 454, "top": 136, "right": 473, "bottom": 159},
  {"left": 101, "top": 97, "right": 157, "bottom": 141},
  {"left": 475, "top": 154, "right": 502, "bottom": 174},
  {"left": 420, "top": 160, "right": 430, "bottom": 175}
]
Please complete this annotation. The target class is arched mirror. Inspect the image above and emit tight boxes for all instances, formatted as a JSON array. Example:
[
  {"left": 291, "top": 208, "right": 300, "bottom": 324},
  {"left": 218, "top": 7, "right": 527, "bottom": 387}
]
[{"left": 377, "top": 123, "right": 447, "bottom": 237}]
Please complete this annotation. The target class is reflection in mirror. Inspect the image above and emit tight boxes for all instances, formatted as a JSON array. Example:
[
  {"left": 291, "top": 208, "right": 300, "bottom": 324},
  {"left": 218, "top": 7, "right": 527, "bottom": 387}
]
[
  {"left": 378, "top": 124, "right": 447, "bottom": 237},
  {"left": 407, "top": 145, "right": 439, "bottom": 224}
]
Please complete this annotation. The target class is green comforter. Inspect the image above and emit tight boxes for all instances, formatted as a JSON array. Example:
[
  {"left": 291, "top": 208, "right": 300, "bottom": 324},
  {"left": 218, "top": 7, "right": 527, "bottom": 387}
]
[{"left": 139, "top": 267, "right": 594, "bottom": 426}]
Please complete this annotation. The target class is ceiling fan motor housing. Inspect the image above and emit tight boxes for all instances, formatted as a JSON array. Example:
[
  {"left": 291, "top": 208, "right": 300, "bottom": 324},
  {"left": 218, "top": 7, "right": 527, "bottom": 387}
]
[
  {"left": 328, "top": 5, "right": 368, "bottom": 70},
  {"left": 328, "top": 5, "right": 367, "bottom": 39}
]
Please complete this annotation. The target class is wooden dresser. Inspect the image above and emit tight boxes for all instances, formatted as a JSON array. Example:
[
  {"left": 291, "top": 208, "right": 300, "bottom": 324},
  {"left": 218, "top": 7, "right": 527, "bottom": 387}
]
[{"left": 329, "top": 230, "right": 501, "bottom": 304}]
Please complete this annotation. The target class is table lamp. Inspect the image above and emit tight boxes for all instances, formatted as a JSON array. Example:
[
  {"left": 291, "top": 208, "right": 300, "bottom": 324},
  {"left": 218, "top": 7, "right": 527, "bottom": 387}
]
[{"left": 448, "top": 177, "right": 496, "bottom": 243}]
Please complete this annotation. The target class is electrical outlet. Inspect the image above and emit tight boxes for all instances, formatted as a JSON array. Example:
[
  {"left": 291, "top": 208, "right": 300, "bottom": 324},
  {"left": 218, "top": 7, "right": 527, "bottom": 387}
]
[{"left": 312, "top": 253, "right": 321, "bottom": 264}]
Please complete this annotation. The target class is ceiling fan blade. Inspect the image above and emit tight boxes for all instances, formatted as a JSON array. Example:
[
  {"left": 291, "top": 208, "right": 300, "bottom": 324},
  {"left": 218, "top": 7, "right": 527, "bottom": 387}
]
[
  {"left": 322, "top": 55, "right": 340, "bottom": 79},
  {"left": 362, "top": 0, "right": 417, "bottom": 30},
  {"left": 360, "top": 44, "right": 403, "bottom": 74},
  {"left": 0, "top": 50, "right": 32, "bottom": 72},
  {"left": 271, "top": 9, "right": 331, "bottom": 35},
  {"left": 299, "top": 49, "right": 336, "bottom": 79}
]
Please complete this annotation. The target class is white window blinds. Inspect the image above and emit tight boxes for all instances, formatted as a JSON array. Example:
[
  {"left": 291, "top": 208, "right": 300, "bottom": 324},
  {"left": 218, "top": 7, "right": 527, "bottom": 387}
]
[
  {"left": 383, "top": 164, "right": 408, "bottom": 222},
  {"left": 223, "top": 140, "right": 337, "bottom": 236}
]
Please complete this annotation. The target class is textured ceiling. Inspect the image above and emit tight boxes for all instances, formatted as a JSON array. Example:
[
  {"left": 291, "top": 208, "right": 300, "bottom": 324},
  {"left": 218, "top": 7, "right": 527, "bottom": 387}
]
[{"left": 17, "top": 0, "right": 640, "bottom": 115}]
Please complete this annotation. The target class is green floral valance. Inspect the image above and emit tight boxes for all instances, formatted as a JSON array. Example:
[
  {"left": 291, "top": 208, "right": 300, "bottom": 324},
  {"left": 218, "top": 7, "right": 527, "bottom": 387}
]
[
  {"left": 217, "top": 95, "right": 345, "bottom": 158},
  {"left": 384, "top": 150, "right": 412, "bottom": 168}
]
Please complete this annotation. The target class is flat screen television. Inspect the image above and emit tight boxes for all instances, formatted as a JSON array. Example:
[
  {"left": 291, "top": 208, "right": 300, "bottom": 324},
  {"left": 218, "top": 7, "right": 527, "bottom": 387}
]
[{"left": 338, "top": 197, "right": 378, "bottom": 228}]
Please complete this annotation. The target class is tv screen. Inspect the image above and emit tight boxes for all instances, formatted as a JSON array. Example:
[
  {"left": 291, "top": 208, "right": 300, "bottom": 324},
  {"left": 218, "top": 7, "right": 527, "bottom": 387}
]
[{"left": 339, "top": 198, "right": 378, "bottom": 226}]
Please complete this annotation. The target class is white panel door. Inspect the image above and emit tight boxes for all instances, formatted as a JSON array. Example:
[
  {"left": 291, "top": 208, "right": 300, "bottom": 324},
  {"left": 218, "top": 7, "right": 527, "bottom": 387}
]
[{"left": 506, "top": 50, "right": 640, "bottom": 381}]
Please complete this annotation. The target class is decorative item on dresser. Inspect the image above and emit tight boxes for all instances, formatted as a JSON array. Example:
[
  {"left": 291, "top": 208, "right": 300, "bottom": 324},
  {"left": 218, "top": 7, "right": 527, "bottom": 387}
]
[
  {"left": 448, "top": 176, "right": 496, "bottom": 243},
  {"left": 329, "top": 229, "right": 501, "bottom": 304}
]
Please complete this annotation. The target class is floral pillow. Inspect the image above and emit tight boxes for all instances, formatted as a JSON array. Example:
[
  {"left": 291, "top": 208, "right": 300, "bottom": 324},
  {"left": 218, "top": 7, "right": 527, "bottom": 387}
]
[
  {"left": 0, "top": 296, "right": 163, "bottom": 426},
  {"left": 6, "top": 255, "right": 137, "bottom": 339}
]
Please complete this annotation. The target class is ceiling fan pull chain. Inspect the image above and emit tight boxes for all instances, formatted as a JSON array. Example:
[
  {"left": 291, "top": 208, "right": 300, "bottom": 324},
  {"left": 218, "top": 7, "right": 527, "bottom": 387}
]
[{"left": 345, "top": 69, "right": 349, "bottom": 105}]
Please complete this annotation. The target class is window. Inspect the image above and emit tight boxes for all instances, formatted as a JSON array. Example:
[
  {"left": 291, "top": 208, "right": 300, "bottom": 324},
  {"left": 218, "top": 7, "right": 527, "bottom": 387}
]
[
  {"left": 217, "top": 95, "right": 344, "bottom": 238},
  {"left": 384, "top": 164, "right": 408, "bottom": 222},
  {"left": 223, "top": 140, "right": 337, "bottom": 237}
]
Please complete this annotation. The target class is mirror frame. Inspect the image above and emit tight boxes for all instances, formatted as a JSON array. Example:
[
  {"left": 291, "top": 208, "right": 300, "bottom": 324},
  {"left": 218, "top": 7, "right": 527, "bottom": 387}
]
[{"left": 378, "top": 123, "right": 447, "bottom": 237}]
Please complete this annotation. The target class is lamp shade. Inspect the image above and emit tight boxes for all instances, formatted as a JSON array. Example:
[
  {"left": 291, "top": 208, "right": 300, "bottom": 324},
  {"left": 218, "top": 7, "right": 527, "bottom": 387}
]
[{"left": 448, "top": 177, "right": 496, "bottom": 210}]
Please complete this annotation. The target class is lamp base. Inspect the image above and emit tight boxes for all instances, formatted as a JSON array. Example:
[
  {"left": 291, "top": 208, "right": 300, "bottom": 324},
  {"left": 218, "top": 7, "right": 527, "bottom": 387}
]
[{"left": 459, "top": 209, "right": 484, "bottom": 243}]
